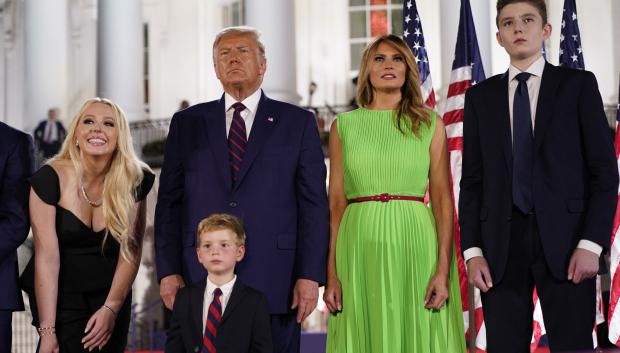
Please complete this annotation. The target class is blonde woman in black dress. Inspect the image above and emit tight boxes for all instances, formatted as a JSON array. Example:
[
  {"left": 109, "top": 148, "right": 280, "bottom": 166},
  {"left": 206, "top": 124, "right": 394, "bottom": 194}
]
[{"left": 21, "top": 98, "right": 154, "bottom": 352}]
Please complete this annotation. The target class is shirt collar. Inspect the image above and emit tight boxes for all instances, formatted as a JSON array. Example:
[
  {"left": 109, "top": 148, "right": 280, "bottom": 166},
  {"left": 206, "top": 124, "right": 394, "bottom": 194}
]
[
  {"left": 509, "top": 55, "right": 546, "bottom": 82},
  {"left": 224, "top": 88, "right": 262, "bottom": 114},
  {"left": 206, "top": 275, "right": 236, "bottom": 296}
]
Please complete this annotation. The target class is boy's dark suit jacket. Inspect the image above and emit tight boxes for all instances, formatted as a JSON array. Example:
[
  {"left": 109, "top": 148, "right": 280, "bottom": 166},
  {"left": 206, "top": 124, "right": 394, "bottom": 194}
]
[
  {"left": 459, "top": 62, "right": 618, "bottom": 283},
  {"left": 166, "top": 278, "right": 273, "bottom": 353}
]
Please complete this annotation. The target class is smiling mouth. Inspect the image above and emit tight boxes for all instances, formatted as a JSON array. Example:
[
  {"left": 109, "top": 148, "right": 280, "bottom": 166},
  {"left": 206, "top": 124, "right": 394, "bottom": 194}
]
[
  {"left": 87, "top": 138, "right": 107, "bottom": 146},
  {"left": 381, "top": 74, "right": 397, "bottom": 79}
]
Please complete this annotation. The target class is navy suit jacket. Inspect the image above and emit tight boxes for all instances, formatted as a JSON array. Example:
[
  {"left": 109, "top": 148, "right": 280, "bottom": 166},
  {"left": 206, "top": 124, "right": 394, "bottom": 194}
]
[
  {"left": 165, "top": 279, "right": 272, "bottom": 353},
  {"left": 0, "top": 122, "right": 34, "bottom": 311},
  {"left": 459, "top": 63, "right": 618, "bottom": 282},
  {"left": 155, "top": 92, "right": 329, "bottom": 313}
]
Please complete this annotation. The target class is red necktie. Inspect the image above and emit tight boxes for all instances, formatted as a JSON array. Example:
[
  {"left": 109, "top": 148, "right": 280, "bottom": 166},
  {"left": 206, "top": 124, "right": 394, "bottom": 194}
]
[
  {"left": 203, "top": 288, "right": 223, "bottom": 353},
  {"left": 228, "top": 103, "right": 247, "bottom": 183}
]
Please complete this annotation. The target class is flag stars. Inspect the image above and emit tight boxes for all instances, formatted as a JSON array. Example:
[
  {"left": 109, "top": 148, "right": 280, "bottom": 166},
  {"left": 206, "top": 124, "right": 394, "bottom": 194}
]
[
  {"left": 403, "top": 29, "right": 410, "bottom": 38},
  {"left": 572, "top": 12, "right": 577, "bottom": 21},
  {"left": 405, "top": 15, "right": 411, "bottom": 23},
  {"left": 571, "top": 54, "right": 578, "bottom": 62},
  {"left": 577, "top": 46, "right": 582, "bottom": 54},
  {"left": 572, "top": 34, "right": 579, "bottom": 41},
  {"left": 412, "top": 41, "right": 421, "bottom": 51},
  {"left": 406, "top": 1, "right": 412, "bottom": 9},
  {"left": 560, "top": 34, "right": 565, "bottom": 42},
  {"left": 562, "top": 20, "right": 566, "bottom": 28},
  {"left": 415, "top": 15, "right": 420, "bottom": 23},
  {"left": 559, "top": 48, "right": 564, "bottom": 55},
  {"left": 414, "top": 28, "right": 422, "bottom": 37},
  {"left": 414, "top": 55, "right": 420, "bottom": 64}
]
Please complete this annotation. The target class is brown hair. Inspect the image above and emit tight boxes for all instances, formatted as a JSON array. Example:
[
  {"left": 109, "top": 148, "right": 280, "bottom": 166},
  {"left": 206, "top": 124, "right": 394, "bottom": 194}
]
[
  {"left": 196, "top": 214, "right": 246, "bottom": 247},
  {"left": 356, "top": 34, "right": 430, "bottom": 137},
  {"left": 496, "top": 0, "right": 548, "bottom": 27}
]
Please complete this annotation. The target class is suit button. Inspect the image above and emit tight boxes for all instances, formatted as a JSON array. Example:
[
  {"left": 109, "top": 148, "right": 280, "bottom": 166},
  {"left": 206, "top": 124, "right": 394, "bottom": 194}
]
[{"left": 229, "top": 201, "right": 238, "bottom": 208}]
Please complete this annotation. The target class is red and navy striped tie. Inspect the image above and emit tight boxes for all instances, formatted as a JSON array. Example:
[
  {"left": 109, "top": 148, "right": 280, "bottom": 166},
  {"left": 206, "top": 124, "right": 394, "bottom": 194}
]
[
  {"left": 228, "top": 102, "right": 247, "bottom": 183},
  {"left": 203, "top": 288, "right": 223, "bottom": 353}
]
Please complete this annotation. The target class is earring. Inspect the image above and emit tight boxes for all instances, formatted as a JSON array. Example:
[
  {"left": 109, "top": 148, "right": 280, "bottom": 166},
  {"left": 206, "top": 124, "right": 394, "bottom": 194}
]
[{"left": 75, "top": 140, "right": 79, "bottom": 147}]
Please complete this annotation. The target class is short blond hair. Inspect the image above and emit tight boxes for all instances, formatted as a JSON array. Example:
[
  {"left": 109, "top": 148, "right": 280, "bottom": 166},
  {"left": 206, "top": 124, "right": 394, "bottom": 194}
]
[{"left": 196, "top": 214, "right": 246, "bottom": 247}]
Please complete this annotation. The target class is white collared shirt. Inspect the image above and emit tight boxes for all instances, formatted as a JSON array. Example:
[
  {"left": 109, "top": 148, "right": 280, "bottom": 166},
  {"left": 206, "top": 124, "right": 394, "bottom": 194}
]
[
  {"left": 463, "top": 56, "right": 602, "bottom": 262},
  {"left": 507, "top": 55, "right": 545, "bottom": 135},
  {"left": 224, "top": 88, "right": 262, "bottom": 139},
  {"left": 202, "top": 275, "right": 237, "bottom": 333}
]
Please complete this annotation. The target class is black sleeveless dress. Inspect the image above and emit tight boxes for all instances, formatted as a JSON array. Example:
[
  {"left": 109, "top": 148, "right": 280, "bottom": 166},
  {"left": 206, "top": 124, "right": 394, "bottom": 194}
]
[{"left": 20, "top": 165, "right": 155, "bottom": 353}]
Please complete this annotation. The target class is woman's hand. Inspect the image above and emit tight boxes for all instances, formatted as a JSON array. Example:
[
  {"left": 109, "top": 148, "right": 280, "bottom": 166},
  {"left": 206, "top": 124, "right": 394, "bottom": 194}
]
[
  {"left": 323, "top": 275, "right": 343, "bottom": 313},
  {"left": 39, "top": 334, "right": 60, "bottom": 353},
  {"left": 82, "top": 306, "right": 116, "bottom": 350},
  {"left": 424, "top": 271, "right": 449, "bottom": 310}
]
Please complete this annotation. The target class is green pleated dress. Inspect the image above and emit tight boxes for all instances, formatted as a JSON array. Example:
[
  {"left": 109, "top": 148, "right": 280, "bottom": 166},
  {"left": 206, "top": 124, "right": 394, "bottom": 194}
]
[{"left": 326, "top": 108, "right": 465, "bottom": 353}]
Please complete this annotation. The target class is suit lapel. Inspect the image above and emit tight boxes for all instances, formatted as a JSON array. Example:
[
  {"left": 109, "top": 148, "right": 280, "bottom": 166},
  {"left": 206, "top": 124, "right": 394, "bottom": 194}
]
[
  {"left": 191, "top": 279, "right": 208, "bottom": 341},
  {"left": 220, "top": 280, "right": 247, "bottom": 324},
  {"left": 495, "top": 72, "right": 512, "bottom": 173},
  {"left": 534, "top": 63, "right": 561, "bottom": 150},
  {"left": 204, "top": 95, "right": 233, "bottom": 192},
  {"left": 234, "top": 92, "right": 278, "bottom": 190}
]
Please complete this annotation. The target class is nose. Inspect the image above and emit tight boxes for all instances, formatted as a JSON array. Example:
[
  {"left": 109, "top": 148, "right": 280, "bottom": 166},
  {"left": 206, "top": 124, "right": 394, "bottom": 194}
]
[{"left": 90, "top": 122, "right": 102, "bottom": 132}]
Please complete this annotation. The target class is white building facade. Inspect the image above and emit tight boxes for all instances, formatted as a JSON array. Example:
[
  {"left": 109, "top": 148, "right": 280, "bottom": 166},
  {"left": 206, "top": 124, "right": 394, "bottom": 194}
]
[{"left": 1, "top": 0, "right": 618, "bottom": 131}]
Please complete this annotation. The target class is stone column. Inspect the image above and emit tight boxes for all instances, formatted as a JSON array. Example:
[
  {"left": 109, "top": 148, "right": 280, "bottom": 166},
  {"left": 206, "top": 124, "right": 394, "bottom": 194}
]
[
  {"left": 24, "top": 0, "right": 69, "bottom": 129},
  {"left": 97, "top": 0, "right": 144, "bottom": 121},
  {"left": 245, "top": 0, "right": 301, "bottom": 104}
]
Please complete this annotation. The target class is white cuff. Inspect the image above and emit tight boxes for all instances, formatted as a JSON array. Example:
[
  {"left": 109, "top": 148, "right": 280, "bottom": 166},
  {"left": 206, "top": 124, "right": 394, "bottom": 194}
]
[
  {"left": 577, "top": 240, "right": 603, "bottom": 257},
  {"left": 463, "top": 247, "right": 484, "bottom": 263}
]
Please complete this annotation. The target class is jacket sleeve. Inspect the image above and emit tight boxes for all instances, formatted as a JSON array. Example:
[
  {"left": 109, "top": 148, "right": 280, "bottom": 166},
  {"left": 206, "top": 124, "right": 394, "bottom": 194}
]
[
  {"left": 577, "top": 71, "right": 619, "bottom": 249},
  {"left": 294, "top": 110, "right": 329, "bottom": 285},
  {"left": 155, "top": 114, "right": 185, "bottom": 280},
  {"left": 0, "top": 132, "right": 34, "bottom": 261},
  {"left": 165, "top": 287, "right": 188, "bottom": 353},
  {"left": 459, "top": 89, "right": 484, "bottom": 253},
  {"left": 250, "top": 293, "right": 273, "bottom": 353}
]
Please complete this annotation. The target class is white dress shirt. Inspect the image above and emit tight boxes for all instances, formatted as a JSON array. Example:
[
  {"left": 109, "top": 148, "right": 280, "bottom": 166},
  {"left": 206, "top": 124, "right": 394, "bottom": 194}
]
[
  {"left": 202, "top": 275, "right": 237, "bottom": 333},
  {"left": 463, "top": 56, "right": 602, "bottom": 263},
  {"left": 224, "top": 88, "right": 262, "bottom": 139}
]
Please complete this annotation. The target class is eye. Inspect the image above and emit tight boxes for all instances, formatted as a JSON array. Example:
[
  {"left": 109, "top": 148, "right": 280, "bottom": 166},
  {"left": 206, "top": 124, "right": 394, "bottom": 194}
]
[
  {"left": 222, "top": 243, "right": 229, "bottom": 248},
  {"left": 104, "top": 121, "right": 115, "bottom": 127},
  {"left": 204, "top": 243, "right": 211, "bottom": 248},
  {"left": 83, "top": 118, "right": 93, "bottom": 124},
  {"left": 374, "top": 56, "right": 384, "bottom": 62},
  {"left": 523, "top": 17, "right": 533, "bottom": 24},
  {"left": 393, "top": 55, "right": 403, "bottom": 62},
  {"left": 502, "top": 20, "right": 512, "bottom": 27}
]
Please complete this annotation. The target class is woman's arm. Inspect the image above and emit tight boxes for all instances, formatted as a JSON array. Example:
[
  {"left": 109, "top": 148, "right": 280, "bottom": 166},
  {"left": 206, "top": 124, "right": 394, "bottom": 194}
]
[
  {"left": 425, "top": 116, "right": 455, "bottom": 309},
  {"left": 31, "top": 188, "right": 61, "bottom": 353},
  {"left": 82, "top": 199, "right": 147, "bottom": 350},
  {"left": 323, "top": 121, "right": 347, "bottom": 313}
]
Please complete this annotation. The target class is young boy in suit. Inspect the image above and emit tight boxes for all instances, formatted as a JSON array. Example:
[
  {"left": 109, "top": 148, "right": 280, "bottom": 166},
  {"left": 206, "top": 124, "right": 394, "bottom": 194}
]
[
  {"left": 166, "top": 214, "right": 272, "bottom": 353},
  {"left": 459, "top": 0, "right": 618, "bottom": 352}
]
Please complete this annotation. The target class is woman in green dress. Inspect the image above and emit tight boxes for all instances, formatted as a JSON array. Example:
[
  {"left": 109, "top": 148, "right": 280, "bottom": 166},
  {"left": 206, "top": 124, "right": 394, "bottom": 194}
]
[{"left": 324, "top": 35, "right": 466, "bottom": 352}]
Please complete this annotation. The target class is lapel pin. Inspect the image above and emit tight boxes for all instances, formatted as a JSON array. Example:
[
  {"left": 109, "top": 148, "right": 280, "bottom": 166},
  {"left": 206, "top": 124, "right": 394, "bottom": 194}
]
[{"left": 267, "top": 117, "right": 274, "bottom": 122}]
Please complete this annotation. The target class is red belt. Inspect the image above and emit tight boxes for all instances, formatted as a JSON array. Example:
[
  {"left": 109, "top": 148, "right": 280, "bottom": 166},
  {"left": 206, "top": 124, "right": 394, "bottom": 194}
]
[{"left": 348, "top": 193, "right": 424, "bottom": 203}]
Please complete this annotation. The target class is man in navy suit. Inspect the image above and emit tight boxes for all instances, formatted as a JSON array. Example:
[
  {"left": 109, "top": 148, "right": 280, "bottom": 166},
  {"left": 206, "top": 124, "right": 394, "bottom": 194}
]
[
  {"left": 0, "top": 122, "right": 34, "bottom": 351},
  {"left": 155, "top": 26, "right": 329, "bottom": 353},
  {"left": 459, "top": 1, "right": 618, "bottom": 352},
  {"left": 33, "top": 108, "right": 66, "bottom": 159}
]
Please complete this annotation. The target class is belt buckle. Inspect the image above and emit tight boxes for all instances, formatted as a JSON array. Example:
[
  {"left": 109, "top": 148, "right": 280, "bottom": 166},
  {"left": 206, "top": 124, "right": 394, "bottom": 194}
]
[{"left": 379, "top": 193, "right": 390, "bottom": 202}]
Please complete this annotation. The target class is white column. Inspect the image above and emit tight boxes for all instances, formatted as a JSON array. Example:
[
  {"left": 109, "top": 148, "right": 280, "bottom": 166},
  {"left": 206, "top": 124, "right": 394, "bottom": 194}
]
[
  {"left": 24, "top": 0, "right": 69, "bottom": 130},
  {"left": 97, "top": 0, "right": 144, "bottom": 121},
  {"left": 438, "top": 0, "right": 459, "bottom": 99},
  {"left": 245, "top": 0, "right": 301, "bottom": 104},
  {"left": 439, "top": 0, "right": 492, "bottom": 88},
  {"left": 470, "top": 0, "right": 492, "bottom": 78}
]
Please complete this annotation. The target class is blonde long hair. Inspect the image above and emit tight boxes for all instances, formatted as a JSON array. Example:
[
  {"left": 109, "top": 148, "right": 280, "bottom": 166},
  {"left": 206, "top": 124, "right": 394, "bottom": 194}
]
[
  {"left": 356, "top": 34, "right": 431, "bottom": 136},
  {"left": 51, "top": 98, "right": 151, "bottom": 263}
]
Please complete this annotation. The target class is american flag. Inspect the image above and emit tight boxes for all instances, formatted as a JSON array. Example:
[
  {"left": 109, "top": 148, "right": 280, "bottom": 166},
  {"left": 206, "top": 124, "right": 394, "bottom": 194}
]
[
  {"left": 441, "top": 0, "right": 486, "bottom": 350},
  {"left": 559, "top": 0, "right": 585, "bottom": 69},
  {"left": 402, "top": 0, "right": 436, "bottom": 110},
  {"left": 608, "top": 77, "right": 620, "bottom": 346}
]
